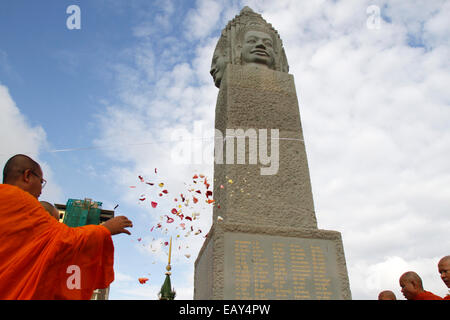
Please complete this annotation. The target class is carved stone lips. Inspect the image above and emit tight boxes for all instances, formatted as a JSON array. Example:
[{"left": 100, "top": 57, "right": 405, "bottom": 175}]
[{"left": 251, "top": 49, "right": 269, "bottom": 56}]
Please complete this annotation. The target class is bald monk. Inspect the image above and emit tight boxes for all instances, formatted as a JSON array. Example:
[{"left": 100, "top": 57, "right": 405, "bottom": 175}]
[
  {"left": 40, "top": 201, "right": 60, "bottom": 220},
  {"left": 378, "top": 290, "right": 397, "bottom": 300},
  {"left": 0, "top": 154, "right": 133, "bottom": 299},
  {"left": 399, "top": 271, "right": 442, "bottom": 300},
  {"left": 438, "top": 255, "right": 450, "bottom": 300}
]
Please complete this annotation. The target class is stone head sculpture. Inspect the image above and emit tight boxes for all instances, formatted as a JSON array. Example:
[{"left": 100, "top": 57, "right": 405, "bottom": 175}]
[
  {"left": 237, "top": 23, "right": 277, "bottom": 70},
  {"left": 210, "top": 6, "right": 289, "bottom": 88},
  {"left": 210, "top": 32, "right": 230, "bottom": 88}
]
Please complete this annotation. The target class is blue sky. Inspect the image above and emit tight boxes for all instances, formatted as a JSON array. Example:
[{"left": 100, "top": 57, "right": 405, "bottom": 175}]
[{"left": 1, "top": 0, "right": 449, "bottom": 300}]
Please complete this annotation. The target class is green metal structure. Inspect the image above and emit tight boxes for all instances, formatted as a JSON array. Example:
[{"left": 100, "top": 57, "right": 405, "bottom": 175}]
[{"left": 62, "top": 198, "right": 102, "bottom": 227}]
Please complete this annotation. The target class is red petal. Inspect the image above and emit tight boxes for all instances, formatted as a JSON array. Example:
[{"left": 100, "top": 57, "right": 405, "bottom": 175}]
[
  {"left": 193, "top": 174, "right": 198, "bottom": 179},
  {"left": 151, "top": 201, "right": 158, "bottom": 208},
  {"left": 193, "top": 197, "right": 198, "bottom": 204},
  {"left": 138, "top": 277, "right": 149, "bottom": 284},
  {"left": 139, "top": 197, "right": 146, "bottom": 201},
  {"left": 207, "top": 199, "right": 215, "bottom": 204},
  {"left": 146, "top": 182, "right": 154, "bottom": 186},
  {"left": 162, "top": 189, "right": 168, "bottom": 194},
  {"left": 138, "top": 175, "right": 144, "bottom": 182},
  {"left": 171, "top": 208, "right": 178, "bottom": 214},
  {"left": 206, "top": 190, "right": 213, "bottom": 198},
  {"left": 185, "top": 216, "right": 192, "bottom": 221},
  {"left": 196, "top": 190, "right": 201, "bottom": 194},
  {"left": 166, "top": 216, "right": 174, "bottom": 223}
]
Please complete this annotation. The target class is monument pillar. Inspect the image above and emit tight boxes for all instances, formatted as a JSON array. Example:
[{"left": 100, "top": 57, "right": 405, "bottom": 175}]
[{"left": 194, "top": 7, "right": 351, "bottom": 300}]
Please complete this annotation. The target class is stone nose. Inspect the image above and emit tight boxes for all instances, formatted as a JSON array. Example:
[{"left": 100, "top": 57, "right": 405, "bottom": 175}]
[
  {"left": 255, "top": 40, "right": 266, "bottom": 48},
  {"left": 210, "top": 66, "right": 216, "bottom": 77}
]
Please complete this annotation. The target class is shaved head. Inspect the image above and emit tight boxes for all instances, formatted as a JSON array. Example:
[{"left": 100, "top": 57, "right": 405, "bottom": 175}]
[
  {"left": 399, "top": 271, "right": 424, "bottom": 300},
  {"left": 439, "top": 255, "right": 450, "bottom": 264},
  {"left": 40, "top": 201, "right": 60, "bottom": 220},
  {"left": 2, "top": 154, "right": 44, "bottom": 198},
  {"left": 438, "top": 255, "right": 450, "bottom": 288},
  {"left": 400, "top": 271, "right": 423, "bottom": 288},
  {"left": 378, "top": 290, "right": 396, "bottom": 300},
  {"left": 3, "top": 154, "right": 41, "bottom": 184}
]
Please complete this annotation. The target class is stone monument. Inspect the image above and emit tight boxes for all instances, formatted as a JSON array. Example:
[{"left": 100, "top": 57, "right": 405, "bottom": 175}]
[{"left": 194, "top": 7, "right": 351, "bottom": 300}]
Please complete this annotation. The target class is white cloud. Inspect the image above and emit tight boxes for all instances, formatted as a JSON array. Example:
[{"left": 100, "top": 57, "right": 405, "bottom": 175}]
[
  {"left": 184, "top": 0, "right": 225, "bottom": 40},
  {"left": 0, "top": 84, "right": 63, "bottom": 201},
  {"left": 0, "top": 84, "right": 46, "bottom": 160}
]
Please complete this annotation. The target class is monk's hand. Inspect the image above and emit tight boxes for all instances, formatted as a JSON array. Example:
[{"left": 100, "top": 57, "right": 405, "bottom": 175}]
[{"left": 102, "top": 216, "right": 133, "bottom": 235}]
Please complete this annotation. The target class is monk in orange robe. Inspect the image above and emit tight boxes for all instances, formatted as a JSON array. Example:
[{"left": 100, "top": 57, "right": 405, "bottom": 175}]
[
  {"left": 399, "top": 271, "right": 442, "bottom": 300},
  {"left": 438, "top": 256, "right": 450, "bottom": 300},
  {"left": 0, "top": 154, "right": 133, "bottom": 299}
]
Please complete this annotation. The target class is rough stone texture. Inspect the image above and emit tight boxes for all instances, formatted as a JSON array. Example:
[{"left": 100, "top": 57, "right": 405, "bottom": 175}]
[
  {"left": 194, "top": 222, "right": 352, "bottom": 300},
  {"left": 213, "top": 64, "right": 317, "bottom": 229}
]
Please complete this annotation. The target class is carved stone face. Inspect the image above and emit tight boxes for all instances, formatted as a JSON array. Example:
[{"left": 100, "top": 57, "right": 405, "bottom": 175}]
[
  {"left": 210, "top": 52, "right": 228, "bottom": 88},
  {"left": 241, "top": 30, "right": 275, "bottom": 69}
]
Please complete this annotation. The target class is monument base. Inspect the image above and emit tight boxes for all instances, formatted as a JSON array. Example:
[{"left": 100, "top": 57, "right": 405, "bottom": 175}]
[{"left": 194, "top": 222, "right": 351, "bottom": 300}]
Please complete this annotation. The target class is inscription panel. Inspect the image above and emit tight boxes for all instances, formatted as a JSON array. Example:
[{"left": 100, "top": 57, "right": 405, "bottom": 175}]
[{"left": 224, "top": 232, "right": 342, "bottom": 299}]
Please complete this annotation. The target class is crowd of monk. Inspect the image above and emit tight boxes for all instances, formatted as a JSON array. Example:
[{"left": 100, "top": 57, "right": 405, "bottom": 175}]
[
  {"left": 0, "top": 154, "right": 448, "bottom": 300},
  {"left": 378, "top": 257, "right": 450, "bottom": 300}
]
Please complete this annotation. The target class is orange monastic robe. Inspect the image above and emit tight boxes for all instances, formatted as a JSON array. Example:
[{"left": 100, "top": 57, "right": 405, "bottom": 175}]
[
  {"left": 414, "top": 291, "right": 443, "bottom": 300},
  {"left": 0, "top": 184, "right": 114, "bottom": 299}
]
